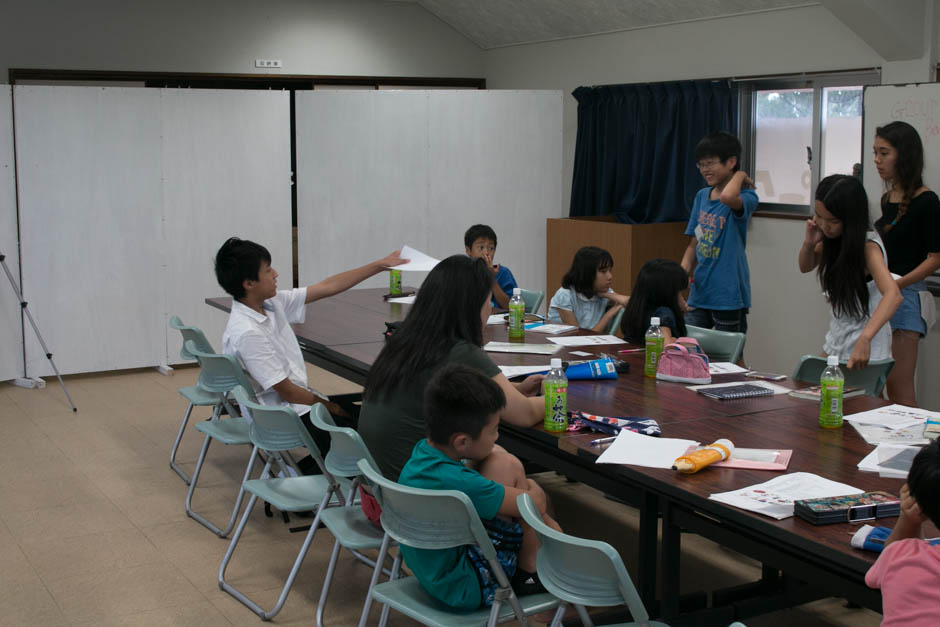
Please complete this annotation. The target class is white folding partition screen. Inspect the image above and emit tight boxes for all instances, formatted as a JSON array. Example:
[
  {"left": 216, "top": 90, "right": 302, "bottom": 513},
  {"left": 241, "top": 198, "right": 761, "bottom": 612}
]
[
  {"left": 161, "top": 89, "right": 292, "bottom": 362},
  {"left": 13, "top": 86, "right": 291, "bottom": 377},
  {"left": 0, "top": 87, "right": 22, "bottom": 381},
  {"left": 295, "top": 90, "right": 563, "bottom": 293}
]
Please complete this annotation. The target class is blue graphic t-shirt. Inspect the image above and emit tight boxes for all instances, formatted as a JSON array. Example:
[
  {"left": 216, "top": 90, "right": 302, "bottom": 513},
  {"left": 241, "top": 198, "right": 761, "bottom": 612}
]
[{"left": 684, "top": 187, "right": 759, "bottom": 310}]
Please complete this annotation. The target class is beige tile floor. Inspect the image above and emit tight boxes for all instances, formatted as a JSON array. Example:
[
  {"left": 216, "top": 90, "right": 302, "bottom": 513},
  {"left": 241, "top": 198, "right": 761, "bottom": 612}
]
[{"left": 0, "top": 364, "right": 882, "bottom": 626}]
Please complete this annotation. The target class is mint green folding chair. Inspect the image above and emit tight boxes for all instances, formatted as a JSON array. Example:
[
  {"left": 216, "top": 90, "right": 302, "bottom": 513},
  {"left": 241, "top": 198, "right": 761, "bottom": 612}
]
[
  {"left": 520, "top": 289, "right": 545, "bottom": 316},
  {"left": 219, "top": 388, "right": 348, "bottom": 620},
  {"left": 606, "top": 308, "right": 625, "bottom": 336},
  {"left": 792, "top": 355, "right": 895, "bottom": 397},
  {"left": 183, "top": 341, "right": 256, "bottom": 537},
  {"left": 309, "top": 410, "right": 395, "bottom": 627},
  {"left": 356, "top": 459, "right": 558, "bottom": 627},
  {"left": 168, "top": 315, "right": 227, "bottom": 484},
  {"left": 516, "top": 493, "right": 668, "bottom": 627},
  {"left": 685, "top": 324, "right": 746, "bottom": 364}
]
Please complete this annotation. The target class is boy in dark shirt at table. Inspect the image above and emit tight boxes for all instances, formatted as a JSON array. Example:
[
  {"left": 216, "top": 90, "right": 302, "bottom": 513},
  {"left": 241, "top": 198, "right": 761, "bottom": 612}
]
[
  {"left": 465, "top": 224, "right": 518, "bottom": 309},
  {"left": 397, "top": 364, "right": 559, "bottom": 611}
]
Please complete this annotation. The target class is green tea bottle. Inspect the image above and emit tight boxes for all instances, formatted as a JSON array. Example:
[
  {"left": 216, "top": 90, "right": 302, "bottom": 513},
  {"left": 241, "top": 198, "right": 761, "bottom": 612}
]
[
  {"left": 819, "top": 355, "right": 844, "bottom": 429},
  {"left": 543, "top": 358, "right": 568, "bottom": 432},
  {"left": 644, "top": 316, "right": 665, "bottom": 378}
]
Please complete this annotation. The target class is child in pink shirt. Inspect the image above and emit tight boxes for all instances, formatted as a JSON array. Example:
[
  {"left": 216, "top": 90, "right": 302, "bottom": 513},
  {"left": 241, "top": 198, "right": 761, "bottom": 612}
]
[{"left": 866, "top": 440, "right": 940, "bottom": 626}]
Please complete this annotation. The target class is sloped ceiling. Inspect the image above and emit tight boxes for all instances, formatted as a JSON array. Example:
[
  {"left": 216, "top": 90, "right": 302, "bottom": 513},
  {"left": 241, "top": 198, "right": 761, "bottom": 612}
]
[{"left": 403, "top": 0, "right": 819, "bottom": 49}]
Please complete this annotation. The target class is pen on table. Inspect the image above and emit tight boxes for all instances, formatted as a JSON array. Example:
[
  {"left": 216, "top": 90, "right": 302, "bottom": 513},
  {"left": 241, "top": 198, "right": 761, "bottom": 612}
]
[
  {"left": 618, "top": 348, "right": 644, "bottom": 354},
  {"left": 591, "top": 435, "right": 617, "bottom": 446}
]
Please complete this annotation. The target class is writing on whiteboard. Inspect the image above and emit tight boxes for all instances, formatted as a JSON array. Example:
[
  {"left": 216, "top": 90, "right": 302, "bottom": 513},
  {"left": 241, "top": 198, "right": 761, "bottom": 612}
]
[{"left": 890, "top": 98, "right": 940, "bottom": 142}]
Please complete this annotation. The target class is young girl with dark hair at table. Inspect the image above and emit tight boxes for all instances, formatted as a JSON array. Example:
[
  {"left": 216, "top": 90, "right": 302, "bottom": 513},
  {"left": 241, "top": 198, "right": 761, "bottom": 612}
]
[
  {"left": 547, "top": 246, "right": 629, "bottom": 332},
  {"left": 866, "top": 440, "right": 940, "bottom": 627},
  {"left": 872, "top": 122, "right": 940, "bottom": 405},
  {"left": 798, "top": 174, "right": 901, "bottom": 369},
  {"left": 620, "top": 258, "right": 689, "bottom": 344}
]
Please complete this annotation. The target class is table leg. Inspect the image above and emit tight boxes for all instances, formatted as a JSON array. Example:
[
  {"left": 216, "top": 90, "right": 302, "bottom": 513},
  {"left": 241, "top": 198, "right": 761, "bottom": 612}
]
[
  {"left": 637, "top": 489, "right": 659, "bottom": 610},
  {"left": 661, "top": 499, "right": 681, "bottom": 620}
]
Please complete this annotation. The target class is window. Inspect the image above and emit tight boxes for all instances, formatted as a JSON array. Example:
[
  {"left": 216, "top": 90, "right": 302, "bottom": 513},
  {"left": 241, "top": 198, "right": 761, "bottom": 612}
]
[{"left": 740, "top": 72, "right": 878, "bottom": 214}]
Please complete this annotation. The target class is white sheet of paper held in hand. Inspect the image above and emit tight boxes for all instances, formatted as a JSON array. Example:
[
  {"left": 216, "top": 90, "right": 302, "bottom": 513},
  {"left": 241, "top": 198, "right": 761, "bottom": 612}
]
[
  {"left": 595, "top": 429, "right": 699, "bottom": 469},
  {"left": 390, "top": 246, "right": 440, "bottom": 272}
]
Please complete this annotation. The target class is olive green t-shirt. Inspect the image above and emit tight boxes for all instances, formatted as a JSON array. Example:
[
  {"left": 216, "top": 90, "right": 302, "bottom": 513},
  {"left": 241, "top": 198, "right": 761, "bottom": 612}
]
[{"left": 359, "top": 341, "right": 500, "bottom": 480}]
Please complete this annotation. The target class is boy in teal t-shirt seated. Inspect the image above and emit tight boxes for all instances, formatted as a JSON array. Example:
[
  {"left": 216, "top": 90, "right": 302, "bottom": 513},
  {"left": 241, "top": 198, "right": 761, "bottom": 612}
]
[{"left": 397, "top": 364, "right": 560, "bottom": 611}]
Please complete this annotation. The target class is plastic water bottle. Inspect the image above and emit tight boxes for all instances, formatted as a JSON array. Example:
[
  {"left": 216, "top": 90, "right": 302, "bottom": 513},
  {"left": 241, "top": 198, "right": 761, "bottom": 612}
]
[
  {"left": 644, "top": 316, "right": 665, "bottom": 378},
  {"left": 508, "top": 288, "right": 525, "bottom": 344},
  {"left": 388, "top": 269, "right": 402, "bottom": 296},
  {"left": 819, "top": 355, "right": 844, "bottom": 429},
  {"left": 543, "top": 358, "right": 568, "bottom": 432}
]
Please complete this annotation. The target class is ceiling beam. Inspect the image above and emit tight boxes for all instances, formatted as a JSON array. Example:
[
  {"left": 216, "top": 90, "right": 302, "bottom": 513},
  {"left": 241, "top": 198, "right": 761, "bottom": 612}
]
[{"left": 820, "top": 0, "right": 926, "bottom": 61}]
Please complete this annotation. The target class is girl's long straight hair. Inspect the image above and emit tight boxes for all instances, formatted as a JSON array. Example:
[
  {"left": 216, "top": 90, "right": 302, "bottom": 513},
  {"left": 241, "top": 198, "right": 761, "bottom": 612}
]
[
  {"left": 874, "top": 121, "right": 924, "bottom": 233},
  {"left": 816, "top": 174, "right": 871, "bottom": 320},
  {"left": 561, "top": 246, "right": 613, "bottom": 299},
  {"left": 620, "top": 259, "right": 688, "bottom": 342},
  {"left": 364, "top": 255, "right": 492, "bottom": 402}
]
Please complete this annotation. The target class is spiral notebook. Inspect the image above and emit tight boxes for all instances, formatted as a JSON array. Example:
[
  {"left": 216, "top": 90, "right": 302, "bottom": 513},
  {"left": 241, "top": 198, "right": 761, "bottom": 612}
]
[{"left": 698, "top": 383, "right": 775, "bottom": 400}]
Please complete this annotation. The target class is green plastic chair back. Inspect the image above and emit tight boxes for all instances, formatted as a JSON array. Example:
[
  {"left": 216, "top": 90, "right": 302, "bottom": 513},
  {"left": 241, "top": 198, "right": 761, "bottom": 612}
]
[
  {"left": 516, "top": 493, "right": 653, "bottom": 621},
  {"left": 685, "top": 324, "right": 746, "bottom": 363},
  {"left": 792, "top": 355, "right": 894, "bottom": 397},
  {"left": 231, "top": 386, "right": 307, "bottom": 452},
  {"left": 357, "top": 459, "right": 501, "bottom": 564},
  {"left": 185, "top": 340, "right": 256, "bottom": 398},
  {"left": 519, "top": 289, "right": 545, "bottom": 315},
  {"left": 606, "top": 308, "right": 625, "bottom": 336},
  {"left": 310, "top": 409, "right": 379, "bottom": 479},
  {"left": 169, "top": 315, "right": 215, "bottom": 360}
]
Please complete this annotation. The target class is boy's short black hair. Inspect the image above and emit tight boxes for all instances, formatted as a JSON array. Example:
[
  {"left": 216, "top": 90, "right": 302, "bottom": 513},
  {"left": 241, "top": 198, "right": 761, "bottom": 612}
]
[
  {"left": 694, "top": 131, "right": 742, "bottom": 172},
  {"left": 214, "top": 237, "right": 271, "bottom": 300},
  {"left": 464, "top": 224, "right": 498, "bottom": 249},
  {"left": 424, "top": 364, "right": 506, "bottom": 445},
  {"left": 908, "top": 440, "right": 940, "bottom": 528}
]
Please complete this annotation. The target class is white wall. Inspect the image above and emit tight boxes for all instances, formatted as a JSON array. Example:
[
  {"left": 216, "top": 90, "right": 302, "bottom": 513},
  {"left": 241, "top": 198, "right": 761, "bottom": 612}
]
[
  {"left": 0, "top": 0, "right": 483, "bottom": 81},
  {"left": 0, "top": 87, "right": 21, "bottom": 381}
]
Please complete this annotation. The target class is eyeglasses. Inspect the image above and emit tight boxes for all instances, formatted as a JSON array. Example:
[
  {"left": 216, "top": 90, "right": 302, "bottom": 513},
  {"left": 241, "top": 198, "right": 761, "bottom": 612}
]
[{"left": 696, "top": 159, "right": 722, "bottom": 171}]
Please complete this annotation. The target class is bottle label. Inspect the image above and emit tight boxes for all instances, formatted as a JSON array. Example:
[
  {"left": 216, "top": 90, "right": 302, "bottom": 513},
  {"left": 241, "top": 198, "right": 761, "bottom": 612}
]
[
  {"left": 818, "top": 379, "right": 844, "bottom": 428},
  {"left": 508, "top": 302, "right": 525, "bottom": 342},
  {"left": 544, "top": 382, "right": 567, "bottom": 431},
  {"left": 389, "top": 269, "right": 402, "bottom": 296},
  {"left": 644, "top": 336, "right": 665, "bottom": 377}
]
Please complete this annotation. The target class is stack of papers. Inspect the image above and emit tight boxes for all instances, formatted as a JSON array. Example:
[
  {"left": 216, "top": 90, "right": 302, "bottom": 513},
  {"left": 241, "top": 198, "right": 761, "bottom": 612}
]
[
  {"left": 708, "top": 362, "right": 749, "bottom": 375},
  {"left": 526, "top": 323, "right": 578, "bottom": 334},
  {"left": 547, "top": 335, "right": 626, "bottom": 347},
  {"left": 595, "top": 429, "right": 699, "bottom": 468},
  {"left": 857, "top": 445, "right": 923, "bottom": 479},
  {"left": 709, "top": 472, "right": 863, "bottom": 520},
  {"left": 846, "top": 405, "right": 938, "bottom": 446},
  {"left": 851, "top": 422, "right": 930, "bottom": 445}
]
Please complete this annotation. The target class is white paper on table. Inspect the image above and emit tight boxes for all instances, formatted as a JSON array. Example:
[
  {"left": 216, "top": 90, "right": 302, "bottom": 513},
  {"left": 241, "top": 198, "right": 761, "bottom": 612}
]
[
  {"left": 708, "top": 472, "right": 863, "bottom": 520},
  {"left": 851, "top": 421, "right": 930, "bottom": 445},
  {"left": 499, "top": 365, "right": 551, "bottom": 378},
  {"left": 527, "top": 324, "right": 578, "bottom": 334},
  {"left": 857, "top": 445, "right": 918, "bottom": 479},
  {"left": 390, "top": 245, "right": 440, "bottom": 272},
  {"left": 570, "top": 351, "right": 594, "bottom": 357},
  {"left": 595, "top": 429, "right": 699, "bottom": 469},
  {"left": 486, "top": 314, "right": 506, "bottom": 325},
  {"left": 844, "top": 404, "right": 940, "bottom": 430},
  {"left": 387, "top": 295, "right": 416, "bottom": 304},
  {"left": 483, "top": 342, "right": 561, "bottom": 355},
  {"left": 687, "top": 380, "right": 790, "bottom": 395},
  {"left": 708, "top": 362, "right": 749, "bottom": 375},
  {"left": 547, "top": 335, "right": 626, "bottom": 347}
]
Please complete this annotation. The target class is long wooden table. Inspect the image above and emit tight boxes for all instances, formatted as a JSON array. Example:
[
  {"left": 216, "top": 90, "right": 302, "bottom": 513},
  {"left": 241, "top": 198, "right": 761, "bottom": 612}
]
[{"left": 207, "top": 289, "right": 902, "bottom": 625}]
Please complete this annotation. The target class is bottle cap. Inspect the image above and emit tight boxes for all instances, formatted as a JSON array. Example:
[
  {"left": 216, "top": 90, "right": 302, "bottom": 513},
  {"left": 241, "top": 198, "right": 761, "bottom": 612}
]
[
  {"left": 550, "top": 358, "right": 562, "bottom": 369},
  {"left": 650, "top": 317, "right": 660, "bottom": 326},
  {"left": 827, "top": 355, "right": 839, "bottom": 366},
  {"left": 513, "top": 287, "right": 521, "bottom": 296}
]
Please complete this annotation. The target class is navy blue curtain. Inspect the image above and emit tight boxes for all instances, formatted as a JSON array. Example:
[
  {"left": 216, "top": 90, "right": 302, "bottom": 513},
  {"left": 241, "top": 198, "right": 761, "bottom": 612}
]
[{"left": 569, "top": 80, "right": 737, "bottom": 223}]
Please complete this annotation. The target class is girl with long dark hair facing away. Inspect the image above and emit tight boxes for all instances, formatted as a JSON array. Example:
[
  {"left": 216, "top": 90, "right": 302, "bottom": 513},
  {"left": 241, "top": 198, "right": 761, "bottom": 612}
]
[
  {"left": 620, "top": 259, "right": 689, "bottom": 344},
  {"left": 873, "top": 122, "right": 940, "bottom": 405},
  {"left": 358, "top": 255, "right": 544, "bottom": 481},
  {"left": 799, "top": 174, "right": 901, "bottom": 369}
]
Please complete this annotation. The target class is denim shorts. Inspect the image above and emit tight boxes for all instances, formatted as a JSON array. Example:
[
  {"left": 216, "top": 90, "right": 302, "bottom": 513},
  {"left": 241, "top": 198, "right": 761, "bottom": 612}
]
[
  {"left": 684, "top": 307, "right": 749, "bottom": 334},
  {"left": 891, "top": 281, "right": 927, "bottom": 336}
]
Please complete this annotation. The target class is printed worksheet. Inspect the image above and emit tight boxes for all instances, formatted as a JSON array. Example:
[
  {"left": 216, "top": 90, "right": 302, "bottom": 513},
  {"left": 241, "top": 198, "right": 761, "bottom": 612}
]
[{"left": 709, "top": 472, "right": 862, "bottom": 520}]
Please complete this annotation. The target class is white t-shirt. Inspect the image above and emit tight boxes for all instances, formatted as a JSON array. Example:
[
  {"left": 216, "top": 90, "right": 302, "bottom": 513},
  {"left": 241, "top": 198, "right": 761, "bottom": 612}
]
[{"left": 222, "top": 288, "right": 323, "bottom": 416}]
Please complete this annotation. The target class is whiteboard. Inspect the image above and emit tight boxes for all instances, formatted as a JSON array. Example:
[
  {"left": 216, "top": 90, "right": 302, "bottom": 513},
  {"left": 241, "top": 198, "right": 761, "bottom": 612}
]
[
  {"left": 295, "top": 90, "right": 563, "bottom": 294},
  {"left": 0, "top": 87, "right": 22, "bottom": 381},
  {"left": 160, "top": 89, "right": 292, "bottom": 363},
  {"left": 15, "top": 86, "right": 165, "bottom": 377},
  {"left": 862, "top": 83, "right": 940, "bottom": 218}
]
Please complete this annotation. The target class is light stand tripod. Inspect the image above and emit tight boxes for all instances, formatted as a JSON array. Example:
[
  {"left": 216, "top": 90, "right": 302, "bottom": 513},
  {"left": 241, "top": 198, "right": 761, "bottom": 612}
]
[{"left": 0, "top": 250, "right": 77, "bottom": 412}]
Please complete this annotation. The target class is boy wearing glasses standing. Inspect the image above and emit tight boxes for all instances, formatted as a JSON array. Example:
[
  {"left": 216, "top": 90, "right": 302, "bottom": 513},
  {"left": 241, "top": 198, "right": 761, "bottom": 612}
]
[{"left": 680, "top": 132, "right": 758, "bottom": 342}]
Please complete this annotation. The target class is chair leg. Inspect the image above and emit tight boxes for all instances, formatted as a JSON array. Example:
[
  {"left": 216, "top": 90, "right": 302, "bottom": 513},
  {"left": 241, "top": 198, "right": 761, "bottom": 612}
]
[
  {"left": 377, "top": 553, "right": 401, "bottom": 627},
  {"left": 549, "top": 605, "right": 567, "bottom": 627},
  {"left": 316, "top": 537, "right": 344, "bottom": 627},
  {"left": 170, "top": 402, "right": 219, "bottom": 484},
  {"left": 575, "top": 604, "right": 593, "bottom": 626},
  {"left": 359, "top": 533, "right": 392, "bottom": 627}
]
